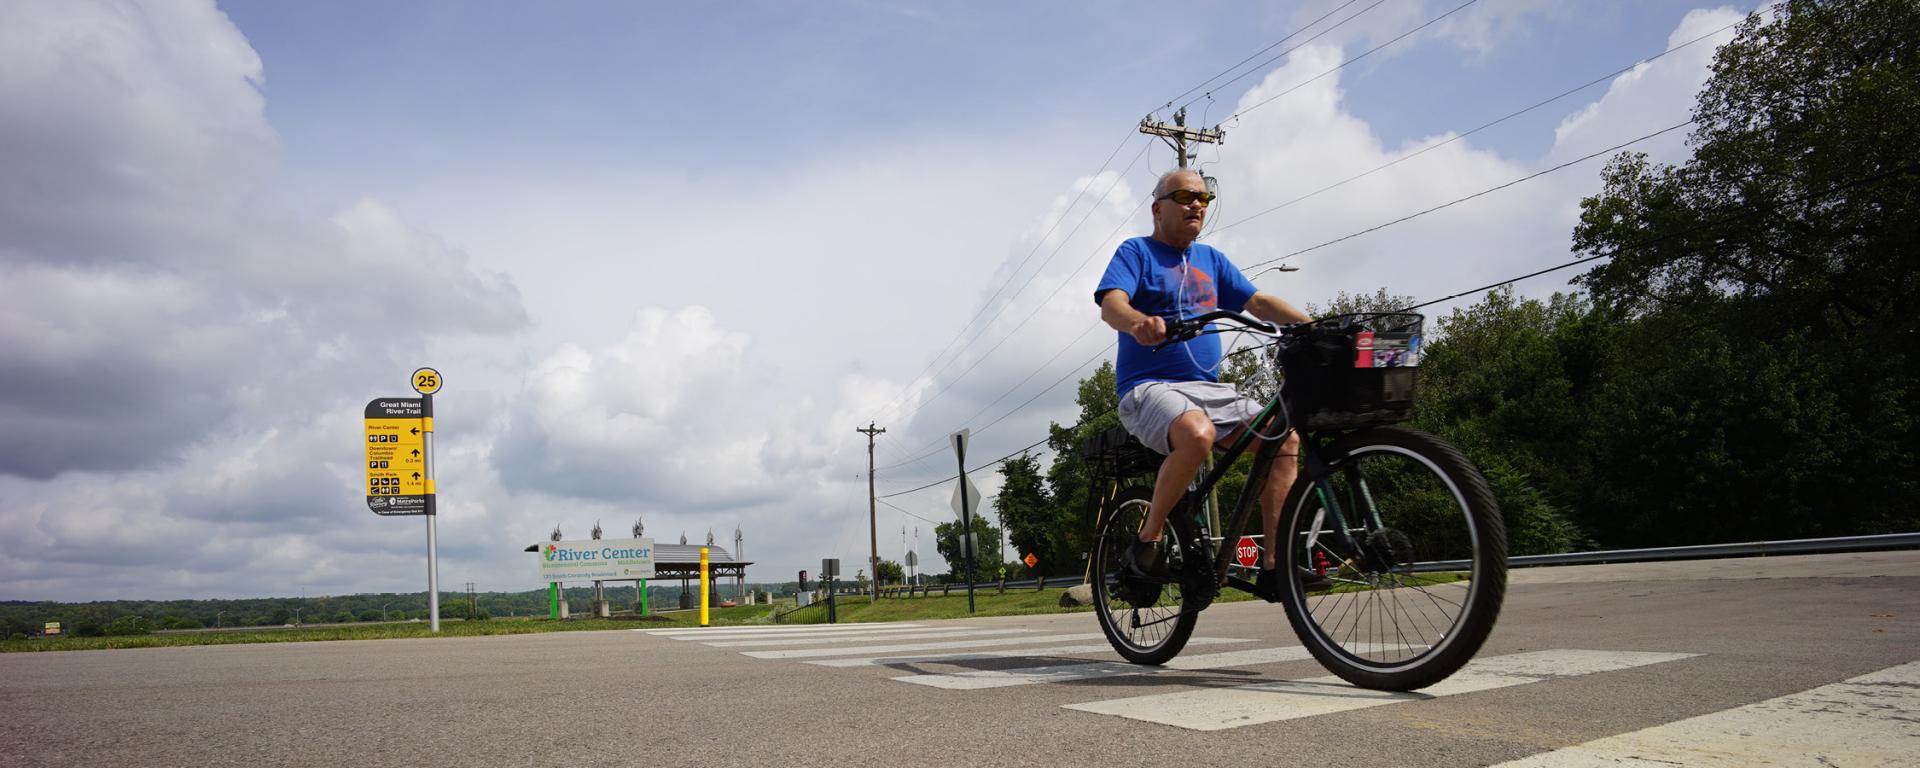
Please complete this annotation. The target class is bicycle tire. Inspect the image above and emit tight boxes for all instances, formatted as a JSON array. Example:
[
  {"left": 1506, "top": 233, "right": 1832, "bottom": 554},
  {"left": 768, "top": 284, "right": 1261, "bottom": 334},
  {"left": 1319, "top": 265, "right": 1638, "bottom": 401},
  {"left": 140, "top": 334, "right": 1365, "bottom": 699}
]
[
  {"left": 1092, "top": 486, "right": 1199, "bottom": 665},
  {"left": 1277, "top": 425, "right": 1507, "bottom": 691}
]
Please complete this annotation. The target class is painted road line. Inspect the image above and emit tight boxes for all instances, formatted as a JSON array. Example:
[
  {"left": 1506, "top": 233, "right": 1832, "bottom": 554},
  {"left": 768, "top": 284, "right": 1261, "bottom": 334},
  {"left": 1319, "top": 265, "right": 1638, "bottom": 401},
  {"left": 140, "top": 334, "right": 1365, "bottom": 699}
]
[
  {"left": 642, "top": 622, "right": 920, "bottom": 637},
  {"left": 1064, "top": 649, "right": 1699, "bottom": 731},
  {"left": 807, "top": 636, "right": 1257, "bottom": 668},
  {"left": 742, "top": 633, "right": 1127, "bottom": 660},
  {"left": 897, "top": 646, "right": 1321, "bottom": 690},
  {"left": 706, "top": 628, "right": 1037, "bottom": 647},
  {"left": 649, "top": 626, "right": 951, "bottom": 642},
  {"left": 1489, "top": 660, "right": 1920, "bottom": 767}
]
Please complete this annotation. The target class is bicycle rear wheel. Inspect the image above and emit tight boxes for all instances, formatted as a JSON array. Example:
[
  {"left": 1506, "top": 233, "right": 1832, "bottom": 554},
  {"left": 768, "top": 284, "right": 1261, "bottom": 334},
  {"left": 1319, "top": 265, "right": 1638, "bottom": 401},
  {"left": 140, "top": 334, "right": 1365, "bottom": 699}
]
[
  {"left": 1278, "top": 426, "right": 1507, "bottom": 691},
  {"left": 1092, "top": 486, "right": 1198, "bottom": 665}
]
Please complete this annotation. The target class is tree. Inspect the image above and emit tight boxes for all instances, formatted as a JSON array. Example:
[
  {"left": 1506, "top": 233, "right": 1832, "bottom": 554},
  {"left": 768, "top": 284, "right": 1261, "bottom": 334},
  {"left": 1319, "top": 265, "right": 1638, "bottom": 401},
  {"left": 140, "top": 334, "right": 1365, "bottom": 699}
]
[
  {"left": 934, "top": 514, "right": 1004, "bottom": 581},
  {"left": 1568, "top": 0, "right": 1920, "bottom": 542},
  {"left": 1038, "top": 361, "right": 1119, "bottom": 574},
  {"left": 994, "top": 452, "right": 1068, "bottom": 576},
  {"left": 875, "top": 559, "right": 903, "bottom": 584}
]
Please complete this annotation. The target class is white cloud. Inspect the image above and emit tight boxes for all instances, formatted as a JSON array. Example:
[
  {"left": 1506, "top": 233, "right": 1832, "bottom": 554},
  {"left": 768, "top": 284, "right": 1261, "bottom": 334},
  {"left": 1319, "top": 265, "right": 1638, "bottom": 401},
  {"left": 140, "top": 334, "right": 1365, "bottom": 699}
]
[
  {"left": 0, "top": 1, "right": 528, "bottom": 599},
  {"left": 0, "top": 1, "right": 1747, "bottom": 599},
  {"left": 1552, "top": 7, "right": 1745, "bottom": 166}
]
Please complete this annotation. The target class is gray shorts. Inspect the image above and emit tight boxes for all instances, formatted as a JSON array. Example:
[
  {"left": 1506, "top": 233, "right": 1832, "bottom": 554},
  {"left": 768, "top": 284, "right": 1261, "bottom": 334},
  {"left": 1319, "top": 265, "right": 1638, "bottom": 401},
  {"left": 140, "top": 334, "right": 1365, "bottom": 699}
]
[{"left": 1117, "top": 380, "right": 1261, "bottom": 455}]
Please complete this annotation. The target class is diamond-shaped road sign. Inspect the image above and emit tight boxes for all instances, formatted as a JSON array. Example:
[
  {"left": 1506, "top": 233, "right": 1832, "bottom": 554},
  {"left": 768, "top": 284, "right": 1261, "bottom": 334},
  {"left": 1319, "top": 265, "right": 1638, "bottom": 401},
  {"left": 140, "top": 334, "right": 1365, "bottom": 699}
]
[{"left": 950, "top": 474, "right": 981, "bottom": 521}]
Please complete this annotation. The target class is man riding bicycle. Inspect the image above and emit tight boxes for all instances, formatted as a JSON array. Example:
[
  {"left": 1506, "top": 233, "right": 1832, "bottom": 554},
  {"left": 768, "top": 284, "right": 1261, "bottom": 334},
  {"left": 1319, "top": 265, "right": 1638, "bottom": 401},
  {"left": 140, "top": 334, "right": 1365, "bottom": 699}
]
[{"left": 1094, "top": 168, "right": 1325, "bottom": 599}]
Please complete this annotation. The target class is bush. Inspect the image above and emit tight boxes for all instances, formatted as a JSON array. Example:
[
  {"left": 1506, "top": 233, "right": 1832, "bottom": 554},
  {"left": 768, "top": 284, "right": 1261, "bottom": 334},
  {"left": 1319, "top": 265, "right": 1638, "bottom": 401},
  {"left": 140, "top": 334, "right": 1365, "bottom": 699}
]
[{"left": 102, "top": 616, "right": 152, "bottom": 636}]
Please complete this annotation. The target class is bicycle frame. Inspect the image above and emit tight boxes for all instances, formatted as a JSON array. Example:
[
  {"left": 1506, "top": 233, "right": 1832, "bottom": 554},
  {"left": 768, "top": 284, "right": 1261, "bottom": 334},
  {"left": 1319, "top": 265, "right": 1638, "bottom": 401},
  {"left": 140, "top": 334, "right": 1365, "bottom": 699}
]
[{"left": 1160, "top": 338, "right": 1370, "bottom": 597}]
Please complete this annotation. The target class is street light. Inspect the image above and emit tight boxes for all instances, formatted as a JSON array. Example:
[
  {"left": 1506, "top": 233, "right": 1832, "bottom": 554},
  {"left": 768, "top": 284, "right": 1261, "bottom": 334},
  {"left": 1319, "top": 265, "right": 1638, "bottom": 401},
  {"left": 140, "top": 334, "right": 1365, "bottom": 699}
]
[
  {"left": 215, "top": 611, "right": 226, "bottom": 628},
  {"left": 382, "top": 602, "right": 391, "bottom": 621}
]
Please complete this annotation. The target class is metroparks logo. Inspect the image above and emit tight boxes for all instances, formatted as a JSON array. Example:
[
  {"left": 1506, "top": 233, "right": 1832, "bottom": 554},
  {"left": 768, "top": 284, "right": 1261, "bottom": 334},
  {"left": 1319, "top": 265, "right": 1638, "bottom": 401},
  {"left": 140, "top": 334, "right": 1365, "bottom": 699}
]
[{"left": 545, "top": 544, "right": 557, "bottom": 561}]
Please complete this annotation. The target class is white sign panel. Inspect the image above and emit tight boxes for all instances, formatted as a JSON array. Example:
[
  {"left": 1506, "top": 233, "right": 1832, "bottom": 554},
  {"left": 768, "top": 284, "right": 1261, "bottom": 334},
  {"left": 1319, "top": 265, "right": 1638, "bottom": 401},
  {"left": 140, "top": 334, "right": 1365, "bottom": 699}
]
[
  {"left": 538, "top": 537, "right": 655, "bottom": 583},
  {"left": 951, "top": 475, "right": 981, "bottom": 521}
]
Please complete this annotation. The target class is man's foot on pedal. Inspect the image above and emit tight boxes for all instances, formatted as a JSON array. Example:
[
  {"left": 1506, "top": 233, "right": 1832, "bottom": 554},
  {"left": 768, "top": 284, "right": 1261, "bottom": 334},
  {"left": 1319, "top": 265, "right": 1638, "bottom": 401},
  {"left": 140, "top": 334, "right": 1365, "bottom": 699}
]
[
  {"left": 1121, "top": 538, "right": 1172, "bottom": 582},
  {"left": 1257, "top": 566, "right": 1332, "bottom": 602}
]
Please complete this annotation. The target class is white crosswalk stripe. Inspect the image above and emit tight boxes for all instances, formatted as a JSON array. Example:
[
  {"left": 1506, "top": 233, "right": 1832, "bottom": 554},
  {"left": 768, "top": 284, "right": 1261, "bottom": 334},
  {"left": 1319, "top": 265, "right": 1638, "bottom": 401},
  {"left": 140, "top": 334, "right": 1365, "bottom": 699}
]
[
  {"left": 742, "top": 632, "right": 1128, "bottom": 660},
  {"left": 641, "top": 622, "right": 922, "bottom": 638},
  {"left": 1487, "top": 660, "right": 1920, "bottom": 767},
  {"left": 1061, "top": 649, "right": 1699, "bottom": 731},
  {"left": 705, "top": 628, "right": 1037, "bottom": 647},
  {"left": 897, "top": 646, "right": 1324, "bottom": 690},
  {"left": 806, "top": 636, "right": 1256, "bottom": 668},
  {"left": 638, "top": 621, "right": 1908, "bottom": 750}
]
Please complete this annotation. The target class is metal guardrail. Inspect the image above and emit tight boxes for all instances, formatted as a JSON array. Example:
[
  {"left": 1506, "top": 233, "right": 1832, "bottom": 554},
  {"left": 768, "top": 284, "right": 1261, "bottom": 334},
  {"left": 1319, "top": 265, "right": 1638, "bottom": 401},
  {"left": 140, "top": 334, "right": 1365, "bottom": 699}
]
[
  {"left": 857, "top": 533, "right": 1920, "bottom": 591},
  {"left": 1418, "top": 532, "right": 1920, "bottom": 571}
]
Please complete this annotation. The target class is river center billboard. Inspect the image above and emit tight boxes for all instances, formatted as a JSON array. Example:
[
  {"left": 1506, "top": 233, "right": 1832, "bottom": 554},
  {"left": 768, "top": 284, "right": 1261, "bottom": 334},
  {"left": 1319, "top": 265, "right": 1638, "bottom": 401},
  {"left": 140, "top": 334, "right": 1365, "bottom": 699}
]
[{"left": 539, "top": 538, "right": 656, "bottom": 583}]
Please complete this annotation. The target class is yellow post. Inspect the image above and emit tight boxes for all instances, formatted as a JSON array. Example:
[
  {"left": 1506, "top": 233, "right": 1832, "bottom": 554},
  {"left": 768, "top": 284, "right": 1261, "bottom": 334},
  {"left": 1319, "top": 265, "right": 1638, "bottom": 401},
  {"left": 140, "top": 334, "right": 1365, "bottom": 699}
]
[{"left": 699, "top": 546, "right": 710, "bottom": 627}]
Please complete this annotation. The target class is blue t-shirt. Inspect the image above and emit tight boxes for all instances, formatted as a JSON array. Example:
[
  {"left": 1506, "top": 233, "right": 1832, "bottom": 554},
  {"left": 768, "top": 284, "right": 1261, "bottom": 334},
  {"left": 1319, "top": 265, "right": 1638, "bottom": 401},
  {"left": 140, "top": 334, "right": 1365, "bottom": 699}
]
[{"left": 1096, "top": 237, "right": 1258, "bottom": 398}]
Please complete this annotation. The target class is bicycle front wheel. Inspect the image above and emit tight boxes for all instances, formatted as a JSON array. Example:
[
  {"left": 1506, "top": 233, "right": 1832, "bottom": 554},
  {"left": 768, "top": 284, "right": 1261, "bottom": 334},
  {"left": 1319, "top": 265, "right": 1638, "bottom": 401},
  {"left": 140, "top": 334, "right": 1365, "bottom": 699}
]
[
  {"left": 1278, "top": 426, "right": 1507, "bottom": 691},
  {"left": 1091, "top": 486, "right": 1197, "bottom": 665}
]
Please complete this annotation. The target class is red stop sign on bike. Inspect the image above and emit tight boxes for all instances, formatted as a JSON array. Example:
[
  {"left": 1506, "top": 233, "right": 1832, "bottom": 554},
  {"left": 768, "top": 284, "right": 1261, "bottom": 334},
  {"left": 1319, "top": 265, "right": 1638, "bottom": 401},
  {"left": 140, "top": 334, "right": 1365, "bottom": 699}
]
[{"left": 1235, "top": 536, "right": 1260, "bottom": 567}]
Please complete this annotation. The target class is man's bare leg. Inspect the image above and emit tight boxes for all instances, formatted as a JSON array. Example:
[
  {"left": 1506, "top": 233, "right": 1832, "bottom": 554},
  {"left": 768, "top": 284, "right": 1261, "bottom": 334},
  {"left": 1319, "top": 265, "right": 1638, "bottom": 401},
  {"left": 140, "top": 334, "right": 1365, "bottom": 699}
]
[
  {"left": 1261, "top": 431, "right": 1302, "bottom": 570},
  {"left": 1137, "top": 410, "right": 1215, "bottom": 544}
]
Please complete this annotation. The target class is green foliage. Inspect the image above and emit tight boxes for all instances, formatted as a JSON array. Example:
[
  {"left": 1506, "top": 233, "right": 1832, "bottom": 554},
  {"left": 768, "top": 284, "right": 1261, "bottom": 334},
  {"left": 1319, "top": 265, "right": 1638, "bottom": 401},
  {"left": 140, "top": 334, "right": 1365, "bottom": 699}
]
[
  {"left": 102, "top": 616, "right": 153, "bottom": 636},
  {"left": 995, "top": 452, "right": 1079, "bottom": 576},
  {"left": 875, "top": 559, "right": 904, "bottom": 584},
  {"left": 933, "top": 514, "right": 1005, "bottom": 580}
]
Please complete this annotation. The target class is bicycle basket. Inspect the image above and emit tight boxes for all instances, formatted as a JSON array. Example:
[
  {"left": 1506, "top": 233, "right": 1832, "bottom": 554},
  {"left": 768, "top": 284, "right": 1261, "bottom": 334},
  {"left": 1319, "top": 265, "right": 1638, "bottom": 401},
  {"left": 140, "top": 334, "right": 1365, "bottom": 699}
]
[
  {"left": 1080, "top": 423, "right": 1160, "bottom": 480},
  {"left": 1282, "top": 312, "right": 1424, "bottom": 430}
]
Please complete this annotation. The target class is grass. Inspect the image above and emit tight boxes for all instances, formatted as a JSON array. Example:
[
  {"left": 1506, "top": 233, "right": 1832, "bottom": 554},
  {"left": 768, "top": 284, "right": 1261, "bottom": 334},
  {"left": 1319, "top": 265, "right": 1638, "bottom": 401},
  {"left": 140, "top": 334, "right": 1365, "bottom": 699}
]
[
  {"left": 0, "top": 603, "right": 779, "bottom": 653},
  {"left": 3, "top": 574, "right": 1470, "bottom": 652}
]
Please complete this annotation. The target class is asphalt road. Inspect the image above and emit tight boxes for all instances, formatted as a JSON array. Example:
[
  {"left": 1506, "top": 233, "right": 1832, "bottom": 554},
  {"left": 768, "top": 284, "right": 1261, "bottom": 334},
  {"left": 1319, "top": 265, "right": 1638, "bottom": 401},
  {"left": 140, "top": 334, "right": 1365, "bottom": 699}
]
[{"left": 2, "top": 551, "right": 1915, "bottom": 767}]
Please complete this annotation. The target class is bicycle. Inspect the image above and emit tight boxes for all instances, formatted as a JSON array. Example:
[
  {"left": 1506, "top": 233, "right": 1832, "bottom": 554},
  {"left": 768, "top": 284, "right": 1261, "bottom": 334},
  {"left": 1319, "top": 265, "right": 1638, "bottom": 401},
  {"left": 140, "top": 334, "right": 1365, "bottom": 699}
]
[{"left": 1090, "top": 309, "right": 1508, "bottom": 692}]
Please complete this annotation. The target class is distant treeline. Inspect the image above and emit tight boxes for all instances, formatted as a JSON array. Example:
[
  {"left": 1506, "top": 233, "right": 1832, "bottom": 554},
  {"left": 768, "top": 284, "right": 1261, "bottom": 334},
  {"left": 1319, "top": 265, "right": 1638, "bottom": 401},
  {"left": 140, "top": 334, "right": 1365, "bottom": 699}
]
[{"left": 0, "top": 581, "right": 789, "bottom": 640}]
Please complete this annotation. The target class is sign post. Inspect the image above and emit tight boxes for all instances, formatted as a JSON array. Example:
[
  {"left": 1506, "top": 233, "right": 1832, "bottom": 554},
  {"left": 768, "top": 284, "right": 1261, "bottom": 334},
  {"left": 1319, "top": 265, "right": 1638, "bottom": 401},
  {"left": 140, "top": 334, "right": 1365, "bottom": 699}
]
[
  {"left": 822, "top": 558, "right": 839, "bottom": 624},
  {"left": 950, "top": 429, "right": 977, "bottom": 613},
  {"left": 365, "top": 367, "right": 442, "bottom": 631}
]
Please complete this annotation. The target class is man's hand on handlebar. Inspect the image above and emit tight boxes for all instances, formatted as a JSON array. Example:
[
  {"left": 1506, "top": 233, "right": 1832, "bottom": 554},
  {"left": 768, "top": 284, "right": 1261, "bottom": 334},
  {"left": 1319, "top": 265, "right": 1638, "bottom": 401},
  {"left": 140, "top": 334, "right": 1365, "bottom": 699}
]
[{"left": 1127, "top": 314, "right": 1168, "bottom": 346}]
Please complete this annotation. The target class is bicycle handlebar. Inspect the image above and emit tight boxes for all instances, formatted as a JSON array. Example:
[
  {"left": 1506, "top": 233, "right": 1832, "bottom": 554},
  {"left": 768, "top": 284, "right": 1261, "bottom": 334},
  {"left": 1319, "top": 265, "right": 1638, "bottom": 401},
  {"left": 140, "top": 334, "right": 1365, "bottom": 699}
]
[{"left": 1152, "top": 309, "right": 1297, "bottom": 352}]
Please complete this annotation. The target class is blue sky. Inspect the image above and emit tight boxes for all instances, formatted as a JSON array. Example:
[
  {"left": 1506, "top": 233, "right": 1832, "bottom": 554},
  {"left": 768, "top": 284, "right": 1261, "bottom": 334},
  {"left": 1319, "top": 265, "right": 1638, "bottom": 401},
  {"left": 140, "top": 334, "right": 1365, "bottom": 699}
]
[{"left": 1, "top": 0, "right": 1754, "bottom": 600}]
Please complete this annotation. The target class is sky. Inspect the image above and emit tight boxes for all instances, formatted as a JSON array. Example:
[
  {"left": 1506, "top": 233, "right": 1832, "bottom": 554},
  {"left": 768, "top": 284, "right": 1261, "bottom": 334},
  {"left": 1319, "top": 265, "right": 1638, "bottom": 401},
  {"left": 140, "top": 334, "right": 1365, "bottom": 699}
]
[{"left": 0, "top": 0, "right": 1760, "bottom": 601}]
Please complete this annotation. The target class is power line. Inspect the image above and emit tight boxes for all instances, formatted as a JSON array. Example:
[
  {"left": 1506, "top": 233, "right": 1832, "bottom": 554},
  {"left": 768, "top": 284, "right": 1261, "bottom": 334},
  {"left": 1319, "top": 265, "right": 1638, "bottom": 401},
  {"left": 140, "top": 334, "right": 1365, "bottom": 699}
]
[
  {"left": 1168, "top": 0, "right": 1388, "bottom": 116},
  {"left": 862, "top": 1, "right": 1406, "bottom": 430},
  {"left": 877, "top": 498, "right": 940, "bottom": 525},
  {"left": 877, "top": 160, "right": 1920, "bottom": 499},
  {"left": 1226, "top": 0, "right": 1480, "bottom": 124},
  {"left": 863, "top": 139, "right": 1154, "bottom": 431},
  {"left": 859, "top": 130, "right": 1142, "bottom": 426},
  {"left": 1396, "top": 159, "right": 1920, "bottom": 313},
  {"left": 879, "top": 434, "right": 1054, "bottom": 499},
  {"left": 885, "top": 119, "right": 1692, "bottom": 477},
  {"left": 1238, "top": 119, "right": 1695, "bottom": 272},
  {"left": 1210, "top": 15, "right": 1750, "bottom": 236},
  {"left": 877, "top": 332, "right": 1113, "bottom": 478}
]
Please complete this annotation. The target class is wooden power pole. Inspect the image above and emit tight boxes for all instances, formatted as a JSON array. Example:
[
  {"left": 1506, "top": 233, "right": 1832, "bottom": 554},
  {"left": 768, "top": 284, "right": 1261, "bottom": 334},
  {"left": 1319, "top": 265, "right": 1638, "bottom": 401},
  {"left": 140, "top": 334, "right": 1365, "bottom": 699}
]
[
  {"left": 1138, "top": 107, "right": 1225, "bottom": 168},
  {"left": 856, "top": 422, "right": 886, "bottom": 602}
]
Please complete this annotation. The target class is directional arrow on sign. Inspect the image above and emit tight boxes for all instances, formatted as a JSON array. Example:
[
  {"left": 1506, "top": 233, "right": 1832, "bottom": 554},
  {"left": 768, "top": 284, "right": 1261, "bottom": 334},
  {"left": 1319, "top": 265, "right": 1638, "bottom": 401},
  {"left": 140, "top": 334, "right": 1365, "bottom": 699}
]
[
  {"left": 411, "top": 449, "right": 420, "bottom": 457},
  {"left": 410, "top": 427, "right": 420, "bottom": 436},
  {"left": 412, "top": 472, "right": 422, "bottom": 481}
]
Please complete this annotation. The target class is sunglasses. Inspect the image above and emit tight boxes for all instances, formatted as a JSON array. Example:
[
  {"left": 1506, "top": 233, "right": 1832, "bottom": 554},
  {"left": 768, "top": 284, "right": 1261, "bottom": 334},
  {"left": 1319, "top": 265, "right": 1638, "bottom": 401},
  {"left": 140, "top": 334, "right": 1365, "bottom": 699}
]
[{"left": 1157, "top": 189, "right": 1216, "bottom": 206}]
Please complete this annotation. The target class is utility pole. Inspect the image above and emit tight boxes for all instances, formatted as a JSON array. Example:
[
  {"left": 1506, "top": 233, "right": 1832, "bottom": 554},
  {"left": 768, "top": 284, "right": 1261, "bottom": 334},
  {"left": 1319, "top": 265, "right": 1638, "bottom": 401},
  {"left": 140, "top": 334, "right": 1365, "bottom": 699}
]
[
  {"left": 1138, "top": 107, "right": 1225, "bottom": 169},
  {"left": 857, "top": 422, "right": 886, "bottom": 602}
]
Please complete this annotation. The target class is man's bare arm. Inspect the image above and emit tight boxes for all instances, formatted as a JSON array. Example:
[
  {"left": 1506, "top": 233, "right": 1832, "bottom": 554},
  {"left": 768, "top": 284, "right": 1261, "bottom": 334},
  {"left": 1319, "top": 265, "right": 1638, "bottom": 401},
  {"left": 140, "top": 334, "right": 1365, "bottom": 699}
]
[
  {"left": 1099, "top": 289, "right": 1167, "bottom": 346},
  {"left": 1244, "top": 291, "right": 1310, "bottom": 325}
]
